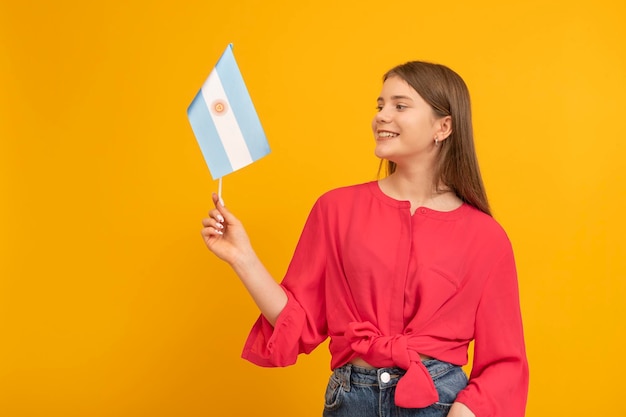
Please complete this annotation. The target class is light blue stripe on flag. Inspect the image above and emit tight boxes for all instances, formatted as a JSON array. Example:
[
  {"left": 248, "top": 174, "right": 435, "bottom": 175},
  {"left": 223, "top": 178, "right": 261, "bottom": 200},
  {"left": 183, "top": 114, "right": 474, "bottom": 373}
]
[
  {"left": 187, "top": 91, "right": 233, "bottom": 178},
  {"left": 215, "top": 47, "right": 269, "bottom": 162},
  {"left": 187, "top": 44, "right": 270, "bottom": 180}
]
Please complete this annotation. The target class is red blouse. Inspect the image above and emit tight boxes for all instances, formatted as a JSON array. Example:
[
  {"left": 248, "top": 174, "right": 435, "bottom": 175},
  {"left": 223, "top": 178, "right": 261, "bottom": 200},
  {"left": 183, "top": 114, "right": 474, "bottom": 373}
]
[{"left": 242, "top": 181, "right": 528, "bottom": 417}]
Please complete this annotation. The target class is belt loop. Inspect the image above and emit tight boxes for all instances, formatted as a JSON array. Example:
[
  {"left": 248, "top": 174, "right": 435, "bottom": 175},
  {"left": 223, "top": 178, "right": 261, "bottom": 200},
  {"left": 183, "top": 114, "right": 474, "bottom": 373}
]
[{"left": 342, "top": 365, "right": 352, "bottom": 392}]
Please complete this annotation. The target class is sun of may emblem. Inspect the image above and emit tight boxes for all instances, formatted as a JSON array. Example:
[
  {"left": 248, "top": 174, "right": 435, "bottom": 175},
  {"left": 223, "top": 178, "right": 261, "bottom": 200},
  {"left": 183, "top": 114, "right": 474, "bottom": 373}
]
[{"left": 211, "top": 99, "right": 228, "bottom": 116}]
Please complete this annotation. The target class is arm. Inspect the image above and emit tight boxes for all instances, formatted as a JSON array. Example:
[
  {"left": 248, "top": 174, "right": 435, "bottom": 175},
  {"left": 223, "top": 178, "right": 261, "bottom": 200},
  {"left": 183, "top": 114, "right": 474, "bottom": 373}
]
[
  {"left": 454, "top": 248, "right": 529, "bottom": 417},
  {"left": 201, "top": 193, "right": 287, "bottom": 325},
  {"left": 241, "top": 197, "right": 330, "bottom": 366}
]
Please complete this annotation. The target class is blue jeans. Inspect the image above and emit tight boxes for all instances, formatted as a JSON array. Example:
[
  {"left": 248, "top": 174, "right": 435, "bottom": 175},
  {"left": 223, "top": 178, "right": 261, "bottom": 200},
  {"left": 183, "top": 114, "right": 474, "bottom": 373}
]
[{"left": 323, "top": 360, "right": 468, "bottom": 417}]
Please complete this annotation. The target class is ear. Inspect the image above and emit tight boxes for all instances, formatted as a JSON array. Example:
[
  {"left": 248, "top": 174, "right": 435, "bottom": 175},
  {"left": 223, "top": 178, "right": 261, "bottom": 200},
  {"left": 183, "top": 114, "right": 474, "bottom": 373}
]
[{"left": 435, "top": 115, "right": 453, "bottom": 141}]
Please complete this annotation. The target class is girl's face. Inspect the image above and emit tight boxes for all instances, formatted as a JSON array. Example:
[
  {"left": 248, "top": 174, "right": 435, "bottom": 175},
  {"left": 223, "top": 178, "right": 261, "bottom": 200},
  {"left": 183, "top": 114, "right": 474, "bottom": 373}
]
[{"left": 372, "top": 76, "right": 443, "bottom": 167}]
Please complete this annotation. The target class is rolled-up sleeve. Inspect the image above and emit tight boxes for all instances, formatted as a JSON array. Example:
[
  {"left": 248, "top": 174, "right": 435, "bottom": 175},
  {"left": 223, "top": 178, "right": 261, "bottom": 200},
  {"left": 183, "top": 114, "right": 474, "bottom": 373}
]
[{"left": 241, "top": 199, "right": 329, "bottom": 367}]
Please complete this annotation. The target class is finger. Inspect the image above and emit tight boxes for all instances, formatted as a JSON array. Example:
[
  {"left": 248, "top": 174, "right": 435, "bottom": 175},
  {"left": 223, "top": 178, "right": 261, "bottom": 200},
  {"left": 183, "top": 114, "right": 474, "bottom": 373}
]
[
  {"left": 201, "top": 225, "right": 223, "bottom": 237},
  {"left": 211, "top": 193, "right": 231, "bottom": 222},
  {"left": 202, "top": 216, "right": 225, "bottom": 231},
  {"left": 207, "top": 208, "right": 225, "bottom": 224},
  {"left": 211, "top": 196, "right": 238, "bottom": 224},
  {"left": 212, "top": 192, "right": 225, "bottom": 207}
]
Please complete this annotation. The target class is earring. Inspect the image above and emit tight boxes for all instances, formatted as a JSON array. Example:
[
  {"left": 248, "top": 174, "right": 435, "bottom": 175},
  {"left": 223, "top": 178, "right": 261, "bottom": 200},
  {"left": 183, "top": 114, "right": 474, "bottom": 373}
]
[{"left": 434, "top": 136, "right": 439, "bottom": 146}]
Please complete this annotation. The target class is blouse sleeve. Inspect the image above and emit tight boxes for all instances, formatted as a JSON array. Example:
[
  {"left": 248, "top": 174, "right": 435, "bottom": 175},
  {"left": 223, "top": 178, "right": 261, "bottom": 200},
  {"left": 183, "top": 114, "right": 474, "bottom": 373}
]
[
  {"left": 241, "top": 199, "right": 329, "bottom": 367},
  {"left": 455, "top": 246, "right": 529, "bottom": 417}
]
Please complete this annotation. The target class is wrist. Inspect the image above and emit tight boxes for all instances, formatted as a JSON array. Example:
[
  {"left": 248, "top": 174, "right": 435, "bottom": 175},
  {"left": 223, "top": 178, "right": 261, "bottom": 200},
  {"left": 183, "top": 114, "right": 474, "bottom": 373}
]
[{"left": 230, "top": 248, "right": 260, "bottom": 277}]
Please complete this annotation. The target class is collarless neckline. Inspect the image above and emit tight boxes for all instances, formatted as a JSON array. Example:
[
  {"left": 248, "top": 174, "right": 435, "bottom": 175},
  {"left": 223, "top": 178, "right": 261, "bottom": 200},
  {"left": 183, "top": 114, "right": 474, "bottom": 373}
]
[{"left": 366, "top": 181, "right": 469, "bottom": 220}]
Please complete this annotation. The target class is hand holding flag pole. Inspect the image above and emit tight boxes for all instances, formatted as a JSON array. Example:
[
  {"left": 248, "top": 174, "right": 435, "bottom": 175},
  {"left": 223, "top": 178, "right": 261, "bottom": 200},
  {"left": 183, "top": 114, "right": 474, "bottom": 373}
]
[{"left": 187, "top": 44, "right": 270, "bottom": 204}]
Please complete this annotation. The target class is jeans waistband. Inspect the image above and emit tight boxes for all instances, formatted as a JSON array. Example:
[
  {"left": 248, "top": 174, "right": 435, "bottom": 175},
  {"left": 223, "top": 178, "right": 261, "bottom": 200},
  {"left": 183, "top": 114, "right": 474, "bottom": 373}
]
[
  {"left": 333, "top": 364, "right": 406, "bottom": 391},
  {"left": 332, "top": 360, "right": 456, "bottom": 392}
]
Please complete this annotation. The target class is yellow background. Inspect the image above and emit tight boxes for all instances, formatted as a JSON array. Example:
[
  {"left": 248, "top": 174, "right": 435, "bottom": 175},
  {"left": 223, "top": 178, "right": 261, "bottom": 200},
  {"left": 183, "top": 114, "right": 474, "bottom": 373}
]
[{"left": 1, "top": 0, "right": 624, "bottom": 416}]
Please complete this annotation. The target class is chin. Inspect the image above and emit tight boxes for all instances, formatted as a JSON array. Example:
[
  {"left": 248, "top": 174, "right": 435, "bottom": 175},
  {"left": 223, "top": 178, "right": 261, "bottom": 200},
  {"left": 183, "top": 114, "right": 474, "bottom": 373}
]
[
  {"left": 374, "top": 147, "right": 393, "bottom": 160},
  {"left": 374, "top": 144, "right": 385, "bottom": 156}
]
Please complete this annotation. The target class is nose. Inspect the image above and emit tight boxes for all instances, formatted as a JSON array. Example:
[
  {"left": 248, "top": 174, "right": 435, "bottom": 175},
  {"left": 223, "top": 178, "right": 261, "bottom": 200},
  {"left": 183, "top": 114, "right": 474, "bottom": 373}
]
[
  {"left": 374, "top": 106, "right": 391, "bottom": 124},
  {"left": 372, "top": 109, "right": 391, "bottom": 134}
]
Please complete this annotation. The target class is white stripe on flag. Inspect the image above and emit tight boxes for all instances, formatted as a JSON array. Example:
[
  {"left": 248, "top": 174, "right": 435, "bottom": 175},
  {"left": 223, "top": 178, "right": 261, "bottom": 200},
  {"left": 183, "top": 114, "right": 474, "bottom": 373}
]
[{"left": 201, "top": 69, "right": 253, "bottom": 171}]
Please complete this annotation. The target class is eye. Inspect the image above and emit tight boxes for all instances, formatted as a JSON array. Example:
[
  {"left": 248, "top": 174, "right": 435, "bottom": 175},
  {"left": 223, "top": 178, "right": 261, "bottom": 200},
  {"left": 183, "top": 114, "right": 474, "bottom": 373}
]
[
  {"left": 375, "top": 105, "right": 383, "bottom": 112},
  {"left": 395, "top": 104, "right": 407, "bottom": 110}
]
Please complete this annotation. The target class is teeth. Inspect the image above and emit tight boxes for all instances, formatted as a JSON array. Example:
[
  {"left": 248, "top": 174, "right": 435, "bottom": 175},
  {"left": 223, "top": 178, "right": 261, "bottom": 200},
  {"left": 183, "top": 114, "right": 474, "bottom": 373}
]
[{"left": 378, "top": 131, "right": 398, "bottom": 138}]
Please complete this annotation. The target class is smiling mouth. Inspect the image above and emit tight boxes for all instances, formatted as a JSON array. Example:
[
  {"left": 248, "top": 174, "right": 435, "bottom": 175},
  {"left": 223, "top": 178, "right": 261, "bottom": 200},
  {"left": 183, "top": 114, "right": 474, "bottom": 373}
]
[{"left": 376, "top": 131, "right": 399, "bottom": 139}]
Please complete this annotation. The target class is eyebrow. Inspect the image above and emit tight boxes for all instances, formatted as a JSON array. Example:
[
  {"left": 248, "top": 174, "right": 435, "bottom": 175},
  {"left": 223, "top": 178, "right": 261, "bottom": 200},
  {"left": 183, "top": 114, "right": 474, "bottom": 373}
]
[{"left": 377, "top": 95, "right": 414, "bottom": 101}]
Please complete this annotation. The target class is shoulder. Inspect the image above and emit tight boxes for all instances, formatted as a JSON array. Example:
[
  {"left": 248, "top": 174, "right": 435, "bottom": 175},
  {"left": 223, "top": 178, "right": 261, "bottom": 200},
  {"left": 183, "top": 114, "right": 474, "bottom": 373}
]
[
  {"left": 297, "top": 182, "right": 374, "bottom": 231},
  {"left": 461, "top": 204, "right": 513, "bottom": 250},
  {"left": 303, "top": 182, "right": 376, "bottom": 223},
  {"left": 315, "top": 181, "right": 374, "bottom": 207}
]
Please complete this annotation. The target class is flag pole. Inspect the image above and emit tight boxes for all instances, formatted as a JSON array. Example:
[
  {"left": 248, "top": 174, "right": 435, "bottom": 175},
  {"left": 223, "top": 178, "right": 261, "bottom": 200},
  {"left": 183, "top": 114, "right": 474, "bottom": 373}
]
[{"left": 218, "top": 177, "right": 223, "bottom": 205}]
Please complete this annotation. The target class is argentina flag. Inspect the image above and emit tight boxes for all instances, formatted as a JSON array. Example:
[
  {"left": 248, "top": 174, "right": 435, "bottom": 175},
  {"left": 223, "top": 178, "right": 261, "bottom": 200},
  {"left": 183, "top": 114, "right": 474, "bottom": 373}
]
[{"left": 187, "top": 44, "right": 270, "bottom": 180}]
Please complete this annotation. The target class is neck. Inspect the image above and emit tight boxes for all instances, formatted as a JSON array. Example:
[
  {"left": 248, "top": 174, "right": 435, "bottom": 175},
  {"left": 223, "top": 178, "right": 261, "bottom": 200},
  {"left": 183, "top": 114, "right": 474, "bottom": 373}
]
[
  {"left": 386, "top": 165, "right": 440, "bottom": 201},
  {"left": 379, "top": 164, "right": 460, "bottom": 213}
]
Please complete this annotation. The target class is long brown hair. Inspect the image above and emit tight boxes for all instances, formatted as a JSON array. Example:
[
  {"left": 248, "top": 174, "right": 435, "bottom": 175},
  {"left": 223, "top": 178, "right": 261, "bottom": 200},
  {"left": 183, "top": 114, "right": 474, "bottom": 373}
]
[{"left": 379, "top": 61, "right": 491, "bottom": 216}]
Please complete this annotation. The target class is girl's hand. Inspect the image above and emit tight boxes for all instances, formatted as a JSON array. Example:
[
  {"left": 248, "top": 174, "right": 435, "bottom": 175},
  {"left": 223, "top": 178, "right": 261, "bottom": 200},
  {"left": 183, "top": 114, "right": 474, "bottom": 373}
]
[
  {"left": 200, "top": 194, "right": 288, "bottom": 324},
  {"left": 447, "top": 402, "right": 475, "bottom": 417},
  {"left": 201, "top": 193, "right": 253, "bottom": 267}
]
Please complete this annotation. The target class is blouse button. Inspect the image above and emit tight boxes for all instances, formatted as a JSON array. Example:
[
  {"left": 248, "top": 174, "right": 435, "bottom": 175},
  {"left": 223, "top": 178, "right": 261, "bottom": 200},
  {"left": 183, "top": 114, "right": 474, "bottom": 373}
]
[{"left": 380, "top": 372, "right": 391, "bottom": 383}]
